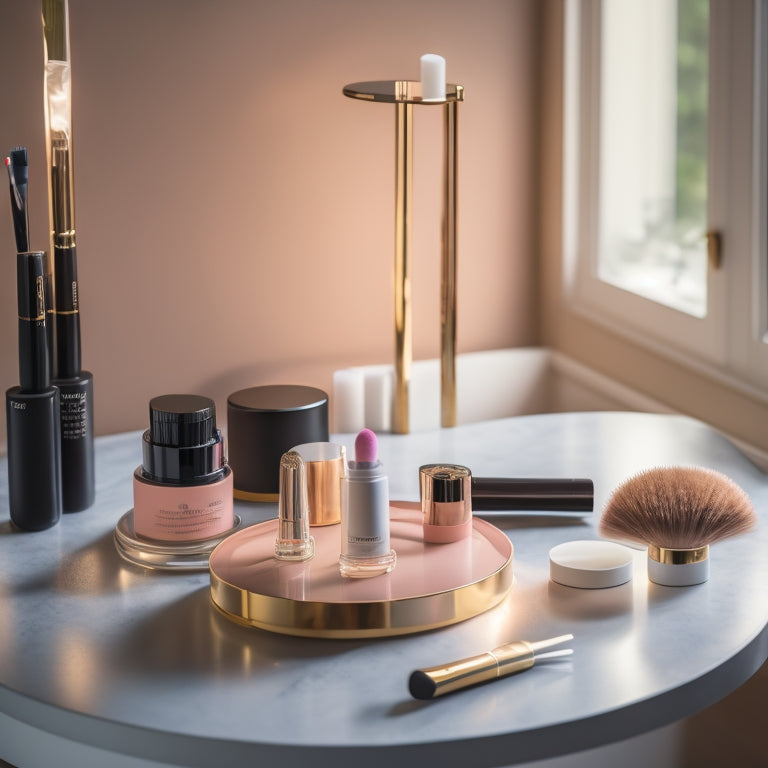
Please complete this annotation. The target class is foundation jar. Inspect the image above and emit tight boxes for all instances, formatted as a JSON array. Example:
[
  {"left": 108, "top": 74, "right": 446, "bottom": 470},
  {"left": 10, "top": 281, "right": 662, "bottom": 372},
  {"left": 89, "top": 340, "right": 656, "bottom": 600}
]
[{"left": 133, "top": 394, "right": 234, "bottom": 542}]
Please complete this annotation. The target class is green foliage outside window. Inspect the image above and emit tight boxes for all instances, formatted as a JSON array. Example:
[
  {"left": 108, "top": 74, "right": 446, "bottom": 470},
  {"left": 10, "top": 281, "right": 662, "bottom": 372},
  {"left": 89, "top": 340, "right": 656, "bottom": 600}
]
[{"left": 676, "top": 0, "right": 708, "bottom": 229}]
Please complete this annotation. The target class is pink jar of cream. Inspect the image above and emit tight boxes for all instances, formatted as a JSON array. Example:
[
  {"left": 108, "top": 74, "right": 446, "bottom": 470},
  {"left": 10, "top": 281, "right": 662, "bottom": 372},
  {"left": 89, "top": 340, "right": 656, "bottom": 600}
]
[{"left": 133, "top": 394, "right": 234, "bottom": 542}]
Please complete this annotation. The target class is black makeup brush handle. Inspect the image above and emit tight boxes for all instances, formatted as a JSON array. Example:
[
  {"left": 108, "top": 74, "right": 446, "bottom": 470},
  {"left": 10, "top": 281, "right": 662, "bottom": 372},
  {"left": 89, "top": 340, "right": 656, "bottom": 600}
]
[
  {"left": 54, "top": 244, "right": 81, "bottom": 379},
  {"left": 471, "top": 477, "right": 594, "bottom": 512}
]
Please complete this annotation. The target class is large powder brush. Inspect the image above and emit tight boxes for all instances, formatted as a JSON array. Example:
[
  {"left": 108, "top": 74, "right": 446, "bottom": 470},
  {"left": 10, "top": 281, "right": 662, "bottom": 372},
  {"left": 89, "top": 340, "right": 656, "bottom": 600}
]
[{"left": 599, "top": 466, "right": 757, "bottom": 586}]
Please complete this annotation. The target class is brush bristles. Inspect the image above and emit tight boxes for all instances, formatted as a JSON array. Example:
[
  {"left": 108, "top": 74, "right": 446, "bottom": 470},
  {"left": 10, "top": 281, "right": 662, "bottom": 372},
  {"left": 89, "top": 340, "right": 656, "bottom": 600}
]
[{"left": 600, "top": 467, "right": 756, "bottom": 550}]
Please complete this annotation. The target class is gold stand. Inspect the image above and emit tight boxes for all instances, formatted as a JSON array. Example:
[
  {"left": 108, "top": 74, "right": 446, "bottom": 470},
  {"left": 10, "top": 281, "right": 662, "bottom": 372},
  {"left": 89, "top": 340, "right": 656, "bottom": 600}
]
[{"left": 343, "top": 81, "right": 464, "bottom": 432}]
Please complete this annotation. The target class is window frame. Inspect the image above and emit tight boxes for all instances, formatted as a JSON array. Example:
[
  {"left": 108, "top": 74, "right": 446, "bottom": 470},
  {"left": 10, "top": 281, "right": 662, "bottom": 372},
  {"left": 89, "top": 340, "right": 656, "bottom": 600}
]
[{"left": 563, "top": 0, "right": 766, "bottom": 388}]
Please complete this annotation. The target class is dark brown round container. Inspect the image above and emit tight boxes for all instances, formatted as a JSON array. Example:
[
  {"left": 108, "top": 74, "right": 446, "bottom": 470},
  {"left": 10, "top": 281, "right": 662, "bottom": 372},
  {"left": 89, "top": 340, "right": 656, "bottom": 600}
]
[{"left": 227, "top": 385, "right": 329, "bottom": 501}]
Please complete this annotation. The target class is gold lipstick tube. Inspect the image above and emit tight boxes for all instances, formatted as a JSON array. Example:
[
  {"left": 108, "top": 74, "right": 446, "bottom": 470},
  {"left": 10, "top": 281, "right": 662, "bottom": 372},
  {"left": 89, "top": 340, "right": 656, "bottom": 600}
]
[
  {"left": 409, "top": 634, "right": 573, "bottom": 699},
  {"left": 413, "top": 641, "right": 533, "bottom": 699},
  {"left": 420, "top": 463, "right": 472, "bottom": 543},
  {"left": 274, "top": 451, "right": 315, "bottom": 562}
]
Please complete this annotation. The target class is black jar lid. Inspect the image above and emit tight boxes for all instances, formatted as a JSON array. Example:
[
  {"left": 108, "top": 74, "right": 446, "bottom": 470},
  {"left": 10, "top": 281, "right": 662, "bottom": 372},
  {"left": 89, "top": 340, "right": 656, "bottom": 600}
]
[
  {"left": 149, "top": 394, "right": 217, "bottom": 448},
  {"left": 142, "top": 394, "right": 224, "bottom": 484},
  {"left": 226, "top": 385, "right": 329, "bottom": 500}
]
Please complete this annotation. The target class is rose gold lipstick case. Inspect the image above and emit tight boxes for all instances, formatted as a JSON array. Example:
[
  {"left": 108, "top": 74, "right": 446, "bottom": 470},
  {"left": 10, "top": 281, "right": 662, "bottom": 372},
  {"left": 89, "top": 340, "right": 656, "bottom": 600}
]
[{"left": 420, "top": 463, "right": 473, "bottom": 543}]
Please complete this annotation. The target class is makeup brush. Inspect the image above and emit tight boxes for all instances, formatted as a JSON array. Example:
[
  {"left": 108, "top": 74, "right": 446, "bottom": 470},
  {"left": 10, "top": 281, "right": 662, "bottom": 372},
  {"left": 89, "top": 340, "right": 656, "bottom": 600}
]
[
  {"left": 5, "top": 147, "right": 29, "bottom": 252},
  {"left": 43, "top": 0, "right": 96, "bottom": 513},
  {"left": 599, "top": 466, "right": 756, "bottom": 586}
]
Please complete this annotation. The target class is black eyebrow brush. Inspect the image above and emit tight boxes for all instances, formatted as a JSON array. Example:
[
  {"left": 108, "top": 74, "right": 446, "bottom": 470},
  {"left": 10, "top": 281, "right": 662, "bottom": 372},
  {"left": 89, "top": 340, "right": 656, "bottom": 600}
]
[{"left": 5, "top": 147, "right": 30, "bottom": 253}]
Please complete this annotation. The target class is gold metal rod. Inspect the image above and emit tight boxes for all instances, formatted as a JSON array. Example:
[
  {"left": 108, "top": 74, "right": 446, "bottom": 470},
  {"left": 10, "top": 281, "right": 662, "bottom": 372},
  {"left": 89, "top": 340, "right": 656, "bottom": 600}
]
[
  {"left": 393, "top": 101, "right": 413, "bottom": 434},
  {"left": 441, "top": 99, "right": 458, "bottom": 428}
]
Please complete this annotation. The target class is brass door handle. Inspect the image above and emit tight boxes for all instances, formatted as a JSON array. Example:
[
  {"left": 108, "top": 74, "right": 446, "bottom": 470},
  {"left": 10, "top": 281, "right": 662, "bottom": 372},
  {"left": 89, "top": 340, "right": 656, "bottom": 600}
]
[{"left": 707, "top": 230, "right": 723, "bottom": 270}]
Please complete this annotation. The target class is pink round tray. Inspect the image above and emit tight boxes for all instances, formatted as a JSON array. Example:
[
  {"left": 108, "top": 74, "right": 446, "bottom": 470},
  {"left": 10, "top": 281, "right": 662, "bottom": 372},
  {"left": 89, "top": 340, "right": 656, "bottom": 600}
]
[{"left": 209, "top": 502, "right": 514, "bottom": 638}]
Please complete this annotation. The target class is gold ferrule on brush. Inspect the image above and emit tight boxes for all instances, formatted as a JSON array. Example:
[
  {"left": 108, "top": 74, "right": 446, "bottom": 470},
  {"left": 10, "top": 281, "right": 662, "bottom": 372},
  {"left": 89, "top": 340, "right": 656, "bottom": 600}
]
[
  {"left": 647, "top": 544, "right": 709, "bottom": 565},
  {"left": 51, "top": 139, "right": 76, "bottom": 247},
  {"left": 417, "top": 641, "right": 534, "bottom": 698}
]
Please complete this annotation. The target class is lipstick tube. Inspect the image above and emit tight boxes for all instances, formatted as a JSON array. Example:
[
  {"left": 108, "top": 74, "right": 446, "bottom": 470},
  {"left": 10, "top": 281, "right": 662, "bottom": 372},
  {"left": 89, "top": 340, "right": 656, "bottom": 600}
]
[
  {"left": 420, "top": 463, "right": 473, "bottom": 543},
  {"left": 274, "top": 450, "right": 315, "bottom": 562},
  {"left": 339, "top": 430, "right": 396, "bottom": 578},
  {"left": 408, "top": 634, "right": 574, "bottom": 699}
]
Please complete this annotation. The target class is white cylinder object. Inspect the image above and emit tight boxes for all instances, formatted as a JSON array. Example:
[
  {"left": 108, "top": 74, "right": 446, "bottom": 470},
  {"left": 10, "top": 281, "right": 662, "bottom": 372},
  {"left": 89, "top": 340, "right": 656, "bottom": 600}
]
[
  {"left": 364, "top": 368, "right": 393, "bottom": 433},
  {"left": 420, "top": 53, "right": 446, "bottom": 101},
  {"left": 647, "top": 555, "right": 710, "bottom": 586},
  {"left": 333, "top": 368, "right": 365, "bottom": 433},
  {"left": 549, "top": 540, "right": 634, "bottom": 589}
]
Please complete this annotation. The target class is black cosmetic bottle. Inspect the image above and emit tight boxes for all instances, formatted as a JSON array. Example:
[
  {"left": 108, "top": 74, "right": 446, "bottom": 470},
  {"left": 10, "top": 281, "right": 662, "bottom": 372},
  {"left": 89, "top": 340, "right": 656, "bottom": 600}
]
[
  {"left": 6, "top": 252, "right": 62, "bottom": 530},
  {"left": 52, "top": 241, "right": 95, "bottom": 513}
]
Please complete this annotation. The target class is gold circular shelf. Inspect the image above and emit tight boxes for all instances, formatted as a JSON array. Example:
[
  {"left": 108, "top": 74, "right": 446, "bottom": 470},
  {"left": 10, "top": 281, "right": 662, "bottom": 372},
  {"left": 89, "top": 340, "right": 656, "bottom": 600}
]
[
  {"left": 343, "top": 80, "right": 464, "bottom": 105},
  {"left": 209, "top": 502, "right": 513, "bottom": 639}
]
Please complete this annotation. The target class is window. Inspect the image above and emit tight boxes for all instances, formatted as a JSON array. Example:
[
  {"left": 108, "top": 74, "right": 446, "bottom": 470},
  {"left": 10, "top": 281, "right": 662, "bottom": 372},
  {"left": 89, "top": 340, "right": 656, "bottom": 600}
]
[
  {"left": 598, "top": 0, "right": 709, "bottom": 318},
  {"left": 564, "top": 0, "right": 767, "bottom": 386}
]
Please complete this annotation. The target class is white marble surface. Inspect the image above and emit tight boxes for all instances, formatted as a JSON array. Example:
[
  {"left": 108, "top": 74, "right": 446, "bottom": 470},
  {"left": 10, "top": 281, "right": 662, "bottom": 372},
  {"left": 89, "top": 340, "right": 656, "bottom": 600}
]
[{"left": 1, "top": 412, "right": 767, "bottom": 767}]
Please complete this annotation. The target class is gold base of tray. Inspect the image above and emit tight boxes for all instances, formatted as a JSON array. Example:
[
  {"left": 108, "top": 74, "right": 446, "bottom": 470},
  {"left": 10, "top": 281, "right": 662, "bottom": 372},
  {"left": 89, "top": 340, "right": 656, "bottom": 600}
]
[{"left": 209, "top": 502, "right": 514, "bottom": 639}]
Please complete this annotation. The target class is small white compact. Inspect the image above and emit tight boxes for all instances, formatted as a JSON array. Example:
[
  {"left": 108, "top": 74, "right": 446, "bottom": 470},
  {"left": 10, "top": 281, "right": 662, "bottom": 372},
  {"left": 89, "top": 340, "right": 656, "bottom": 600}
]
[{"left": 549, "top": 540, "right": 634, "bottom": 589}]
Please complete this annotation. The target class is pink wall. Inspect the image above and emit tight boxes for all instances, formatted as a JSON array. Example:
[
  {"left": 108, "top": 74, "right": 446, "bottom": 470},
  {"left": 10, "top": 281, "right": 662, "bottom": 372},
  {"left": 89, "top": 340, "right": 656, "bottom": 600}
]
[{"left": 0, "top": 0, "right": 539, "bottom": 441}]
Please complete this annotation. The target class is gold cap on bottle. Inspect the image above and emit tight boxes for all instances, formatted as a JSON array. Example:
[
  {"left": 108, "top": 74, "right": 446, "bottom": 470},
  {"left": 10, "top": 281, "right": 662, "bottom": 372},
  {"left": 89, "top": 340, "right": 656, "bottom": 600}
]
[{"left": 420, "top": 464, "right": 472, "bottom": 543}]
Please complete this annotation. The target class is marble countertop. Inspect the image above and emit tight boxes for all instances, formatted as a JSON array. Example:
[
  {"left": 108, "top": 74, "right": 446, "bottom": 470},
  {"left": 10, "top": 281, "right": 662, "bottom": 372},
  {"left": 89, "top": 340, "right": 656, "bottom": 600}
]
[{"left": 1, "top": 412, "right": 767, "bottom": 767}]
